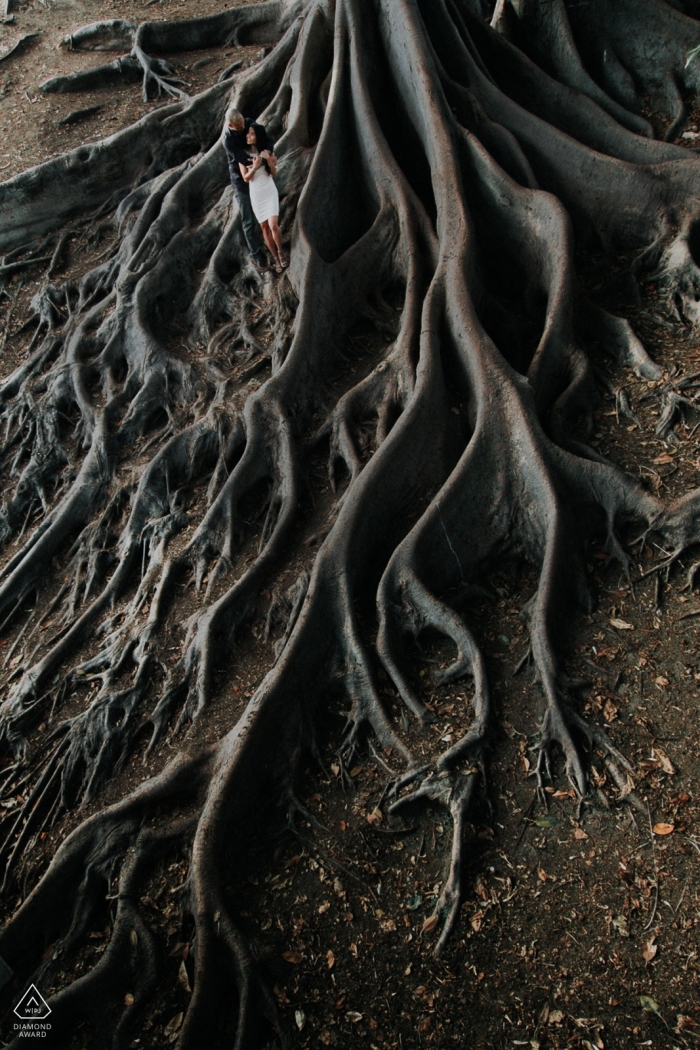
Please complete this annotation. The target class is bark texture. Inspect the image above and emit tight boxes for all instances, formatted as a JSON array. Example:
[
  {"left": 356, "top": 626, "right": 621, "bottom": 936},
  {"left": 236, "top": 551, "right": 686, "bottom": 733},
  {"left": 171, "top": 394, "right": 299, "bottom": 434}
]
[{"left": 0, "top": 0, "right": 699, "bottom": 1044}]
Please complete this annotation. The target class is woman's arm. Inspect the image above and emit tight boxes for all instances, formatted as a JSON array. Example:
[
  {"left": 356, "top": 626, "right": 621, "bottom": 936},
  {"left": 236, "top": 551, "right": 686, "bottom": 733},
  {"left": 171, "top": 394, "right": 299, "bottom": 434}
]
[
  {"left": 239, "top": 157, "right": 262, "bottom": 183},
  {"left": 261, "top": 151, "right": 278, "bottom": 178}
]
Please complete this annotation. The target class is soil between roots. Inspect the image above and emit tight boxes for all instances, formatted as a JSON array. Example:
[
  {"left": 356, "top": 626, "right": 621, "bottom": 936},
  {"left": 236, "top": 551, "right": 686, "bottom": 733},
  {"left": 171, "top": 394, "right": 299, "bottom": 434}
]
[{"left": 0, "top": 1, "right": 698, "bottom": 1048}]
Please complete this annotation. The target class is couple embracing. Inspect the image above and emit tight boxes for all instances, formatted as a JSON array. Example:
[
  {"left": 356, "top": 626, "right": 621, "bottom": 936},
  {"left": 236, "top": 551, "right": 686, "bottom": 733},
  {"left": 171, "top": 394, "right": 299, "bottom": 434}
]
[{"left": 223, "top": 106, "right": 287, "bottom": 274}]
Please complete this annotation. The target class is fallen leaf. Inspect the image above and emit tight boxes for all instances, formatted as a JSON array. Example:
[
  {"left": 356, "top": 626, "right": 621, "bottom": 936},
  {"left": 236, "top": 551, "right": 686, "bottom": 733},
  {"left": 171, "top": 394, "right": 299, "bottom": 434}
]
[
  {"left": 573, "top": 827, "right": 589, "bottom": 840},
  {"left": 318, "top": 901, "right": 330, "bottom": 914},
  {"left": 422, "top": 914, "right": 439, "bottom": 934},
  {"left": 470, "top": 913, "right": 483, "bottom": 933},
  {"left": 164, "top": 1013, "right": 183, "bottom": 1041},
  {"left": 177, "top": 959, "right": 191, "bottom": 992},
  {"left": 603, "top": 699, "right": 618, "bottom": 722},
  {"left": 640, "top": 995, "right": 661, "bottom": 1015},
  {"left": 130, "top": 929, "right": 138, "bottom": 946},
  {"left": 612, "top": 915, "right": 629, "bottom": 937},
  {"left": 326, "top": 950, "right": 335, "bottom": 969},
  {"left": 653, "top": 453, "right": 674, "bottom": 464},
  {"left": 678, "top": 1015, "right": 700, "bottom": 1031},
  {"left": 124, "top": 993, "right": 135, "bottom": 1006},
  {"left": 609, "top": 618, "right": 634, "bottom": 630},
  {"left": 537, "top": 867, "right": 548, "bottom": 882},
  {"left": 346, "top": 1011, "right": 363, "bottom": 1023},
  {"left": 642, "top": 936, "right": 657, "bottom": 963},
  {"left": 652, "top": 747, "right": 675, "bottom": 775},
  {"left": 548, "top": 1010, "right": 564, "bottom": 1024},
  {"left": 282, "top": 950, "right": 302, "bottom": 964},
  {"left": 652, "top": 822, "right": 674, "bottom": 835},
  {"left": 295, "top": 1009, "right": 306, "bottom": 1031},
  {"left": 366, "top": 807, "right": 383, "bottom": 826},
  {"left": 654, "top": 675, "right": 669, "bottom": 687}
]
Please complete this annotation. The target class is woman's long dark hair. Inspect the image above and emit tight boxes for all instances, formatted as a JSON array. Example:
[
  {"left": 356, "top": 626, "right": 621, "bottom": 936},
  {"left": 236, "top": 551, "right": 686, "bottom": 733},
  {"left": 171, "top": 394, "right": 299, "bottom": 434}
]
[{"left": 246, "top": 123, "right": 271, "bottom": 174}]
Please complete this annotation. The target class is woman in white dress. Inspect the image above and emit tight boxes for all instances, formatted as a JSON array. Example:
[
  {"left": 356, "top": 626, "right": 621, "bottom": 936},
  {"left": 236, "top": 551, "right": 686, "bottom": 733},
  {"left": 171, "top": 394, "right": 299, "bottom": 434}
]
[{"left": 239, "top": 125, "right": 287, "bottom": 273}]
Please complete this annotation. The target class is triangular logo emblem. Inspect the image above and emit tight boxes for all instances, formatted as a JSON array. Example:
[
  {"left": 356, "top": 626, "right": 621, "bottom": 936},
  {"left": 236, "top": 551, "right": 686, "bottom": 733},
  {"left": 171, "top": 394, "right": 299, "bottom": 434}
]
[{"left": 14, "top": 983, "right": 51, "bottom": 1019}]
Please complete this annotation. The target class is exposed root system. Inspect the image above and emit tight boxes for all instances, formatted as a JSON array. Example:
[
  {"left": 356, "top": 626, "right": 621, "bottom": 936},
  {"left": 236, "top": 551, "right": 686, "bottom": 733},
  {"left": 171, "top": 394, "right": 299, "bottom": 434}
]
[{"left": 0, "top": 0, "right": 700, "bottom": 1044}]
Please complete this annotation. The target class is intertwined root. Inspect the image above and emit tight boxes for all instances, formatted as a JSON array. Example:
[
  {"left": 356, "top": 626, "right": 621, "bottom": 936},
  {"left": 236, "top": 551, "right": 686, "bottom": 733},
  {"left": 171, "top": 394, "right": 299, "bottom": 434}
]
[{"left": 1, "top": 0, "right": 700, "bottom": 1042}]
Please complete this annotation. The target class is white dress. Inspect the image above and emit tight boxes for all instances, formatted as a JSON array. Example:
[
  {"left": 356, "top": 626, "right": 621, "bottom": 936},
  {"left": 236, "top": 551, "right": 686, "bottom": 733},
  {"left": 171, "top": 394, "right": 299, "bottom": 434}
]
[{"left": 248, "top": 155, "right": 279, "bottom": 223}]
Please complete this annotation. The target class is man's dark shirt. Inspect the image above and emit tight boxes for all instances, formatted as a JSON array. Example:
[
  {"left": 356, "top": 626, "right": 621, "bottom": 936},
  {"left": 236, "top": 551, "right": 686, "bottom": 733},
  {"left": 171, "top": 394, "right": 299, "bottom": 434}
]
[{"left": 223, "top": 118, "right": 274, "bottom": 195}]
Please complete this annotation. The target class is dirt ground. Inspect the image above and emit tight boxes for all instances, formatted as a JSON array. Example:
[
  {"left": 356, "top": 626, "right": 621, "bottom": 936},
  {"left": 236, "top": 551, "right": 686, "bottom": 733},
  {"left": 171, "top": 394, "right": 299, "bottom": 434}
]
[{"left": 0, "top": 1, "right": 698, "bottom": 1048}]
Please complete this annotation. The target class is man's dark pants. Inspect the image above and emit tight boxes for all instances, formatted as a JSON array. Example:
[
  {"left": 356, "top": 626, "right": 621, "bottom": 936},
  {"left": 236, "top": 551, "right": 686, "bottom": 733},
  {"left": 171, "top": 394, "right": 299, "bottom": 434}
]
[{"left": 234, "top": 184, "right": 266, "bottom": 267}]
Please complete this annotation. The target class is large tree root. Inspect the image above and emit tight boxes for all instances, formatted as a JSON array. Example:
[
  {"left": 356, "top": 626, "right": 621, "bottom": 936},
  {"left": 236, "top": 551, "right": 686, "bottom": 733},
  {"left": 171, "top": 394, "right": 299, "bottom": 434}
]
[{"left": 1, "top": 0, "right": 700, "bottom": 1044}]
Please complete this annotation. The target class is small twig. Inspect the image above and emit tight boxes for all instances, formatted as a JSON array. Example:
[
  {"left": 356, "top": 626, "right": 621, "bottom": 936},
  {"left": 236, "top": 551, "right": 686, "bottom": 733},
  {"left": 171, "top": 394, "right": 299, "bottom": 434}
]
[
  {"left": 674, "top": 878, "right": 689, "bottom": 915},
  {"left": 643, "top": 803, "right": 660, "bottom": 932},
  {"left": 514, "top": 790, "right": 538, "bottom": 849},
  {"left": 513, "top": 646, "right": 532, "bottom": 675}
]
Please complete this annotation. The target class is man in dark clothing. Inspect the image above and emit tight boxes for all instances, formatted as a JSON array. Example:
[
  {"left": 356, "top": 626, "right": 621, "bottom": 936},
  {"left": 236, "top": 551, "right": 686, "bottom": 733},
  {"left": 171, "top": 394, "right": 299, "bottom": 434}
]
[{"left": 222, "top": 106, "right": 275, "bottom": 271}]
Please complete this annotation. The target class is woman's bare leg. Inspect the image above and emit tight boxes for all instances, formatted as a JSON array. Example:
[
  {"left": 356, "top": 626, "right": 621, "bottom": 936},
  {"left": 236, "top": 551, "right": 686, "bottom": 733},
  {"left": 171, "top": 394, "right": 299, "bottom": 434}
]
[
  {"left": 269, "top": 216, "right": 285, "bottom": 263},
  {"left": 260, "top": 220, "right": 279, "bottom": 263}
]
